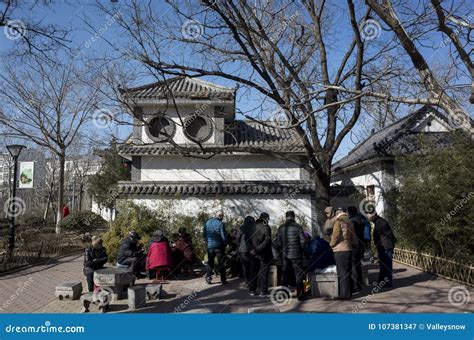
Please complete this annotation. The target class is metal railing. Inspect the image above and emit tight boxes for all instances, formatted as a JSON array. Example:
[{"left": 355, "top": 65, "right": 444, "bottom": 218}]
[
  {"left": 394, "top": 247, "right": 473, "bottom": 287},
  {"left": 0, "top": 238, "right": 84, "bottom": 273}
]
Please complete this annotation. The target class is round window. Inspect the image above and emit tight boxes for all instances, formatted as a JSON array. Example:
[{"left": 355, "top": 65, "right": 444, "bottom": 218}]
[
  {"left": 146, "top": 115, "right": 176, "bottom": 142},
  {"left": 184, "top": 116, "right": 213, "bottom": 143}
]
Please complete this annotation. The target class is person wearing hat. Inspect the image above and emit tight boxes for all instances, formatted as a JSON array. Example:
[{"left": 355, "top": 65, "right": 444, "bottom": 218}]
[
  {"left": 117, "top": 230, "right": 145, "bottom": 276},
  {"left": 330, "top": 207, "right": 354, "bottom": 300},
  {"left": 83, "top": 236, "right": 108, "bottom": 292},
  {"left": 323, "top": 206, "right": 336, "bottom": 240},
  {"left": 146, "top": 229, "right": 174, "bottom": 279}
]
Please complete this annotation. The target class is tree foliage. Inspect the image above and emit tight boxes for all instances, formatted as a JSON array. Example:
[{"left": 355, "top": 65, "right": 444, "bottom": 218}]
[
  {"left": 88, "top": 139, "right": 130, "bottom": 211},
  {"left": 389, "top": 132, "right": 474, "bottom": 262}
]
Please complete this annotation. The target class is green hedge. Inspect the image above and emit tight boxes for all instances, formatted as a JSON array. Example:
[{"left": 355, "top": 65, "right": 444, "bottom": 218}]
[{"left": 59, "top": 211, "right": 107, "bottom": 235}]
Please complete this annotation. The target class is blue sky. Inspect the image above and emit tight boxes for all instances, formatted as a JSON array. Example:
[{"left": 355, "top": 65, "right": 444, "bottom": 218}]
[{"left": 0, "top": 0, "right": 470, "bottom": 160}]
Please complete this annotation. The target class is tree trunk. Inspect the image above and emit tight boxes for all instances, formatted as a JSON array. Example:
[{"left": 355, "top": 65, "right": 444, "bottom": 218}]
[
  {"left": 56, "top": 151, "right": 66, "bottom": 233},
  {"left": 312, "top": 168, "right": 331, "bottom": 233}
]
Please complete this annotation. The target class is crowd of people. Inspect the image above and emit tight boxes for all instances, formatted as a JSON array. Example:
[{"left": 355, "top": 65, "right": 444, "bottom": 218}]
[{"left": 82, "top": 206, "right": 396, "bottom": 302}]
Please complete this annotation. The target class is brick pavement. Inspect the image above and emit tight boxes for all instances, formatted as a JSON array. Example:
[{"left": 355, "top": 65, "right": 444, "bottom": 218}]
[{"left": 0, "top": 253, "right": 472, "bottom": 314}]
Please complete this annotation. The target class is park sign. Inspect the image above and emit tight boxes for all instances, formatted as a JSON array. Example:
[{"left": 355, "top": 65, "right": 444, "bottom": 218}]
[{"left": 18, "top": 161, "right": 34, "bottom": 189}]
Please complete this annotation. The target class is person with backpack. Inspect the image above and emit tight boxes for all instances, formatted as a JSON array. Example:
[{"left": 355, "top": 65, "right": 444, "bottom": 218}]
[
  {"left": 274, "top": 211, "right": 307, "bottom": 301},
  {"left": 368, "top": 211, "right": 396, "bottom": 287},
  {"left": 330, "top": 208, "right": 354, "bottom": 300},
  {"left": 347, "top": 206, "right": 366, "bottom": 294},
  {"left": 203, "top": 211, "right": 228, "bottom": 285},
  {"left": 237, "top": 216, "right": 256, "bottom": 285},
  {"left": 249, "top": 217, "right": 273, "bottom": 297},
  {"left": 83, "top": 236, "right": 108, "bottom": 292}
]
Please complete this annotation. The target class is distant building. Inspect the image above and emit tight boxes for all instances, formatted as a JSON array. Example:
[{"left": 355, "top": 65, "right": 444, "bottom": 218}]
[
  {"left": 331, "top": 106, "right": 472, "bottom": 217},
  {"left": 0, "top": 148, "right": 101, "bottom": 220}
]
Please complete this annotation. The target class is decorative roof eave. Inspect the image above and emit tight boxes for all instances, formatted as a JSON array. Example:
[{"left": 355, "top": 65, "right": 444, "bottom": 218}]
[
  {"left": 121, "top": 97, "right": 235, "bottom": 106},
  {"left": 331, "top": 156, "right": 394, "bottom": 175},
  {"left": 120, "top": 76, "right": 236, "bottom": 102},
  {"left": 116, "top": 181, "right": 315, "bottom": 197},
  {"left": 117, "top": 144, "right": 306, "bottom": 156}
]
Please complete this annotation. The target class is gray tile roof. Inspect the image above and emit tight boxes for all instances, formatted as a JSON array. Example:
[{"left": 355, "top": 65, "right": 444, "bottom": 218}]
[
  {"left": 332, "top": 106, "right": 453, "bottom": 170},
  {"left": 119, "top": 120, "right": 305, "bottom": 155},
  {"left": 120, "top": 76, "right": 235, "bottom": 101},
  {"left": 116, "top": 181, "right": 315, "bottom": 197}
]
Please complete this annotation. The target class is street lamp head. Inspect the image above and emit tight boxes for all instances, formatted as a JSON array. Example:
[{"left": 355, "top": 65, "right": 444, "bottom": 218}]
[{"left": 6, "top": 144, "right": 26, "bottom": 158}]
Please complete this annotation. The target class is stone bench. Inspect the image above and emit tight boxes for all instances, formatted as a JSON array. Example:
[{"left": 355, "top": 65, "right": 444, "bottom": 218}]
[
  {"left": 55, "top": 282, "right": 82, "bottom": 301},
  {"left": 93, "top": 267, "right": 135, "bottom": 300}
]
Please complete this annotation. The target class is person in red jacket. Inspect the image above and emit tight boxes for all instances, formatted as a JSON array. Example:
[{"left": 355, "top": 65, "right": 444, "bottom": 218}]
[
  {"left": 146, "top": 230, "right": 173, "bottom": 279},
  {"left": 63, "top": 206, "right": 70, "bottom": 218}
]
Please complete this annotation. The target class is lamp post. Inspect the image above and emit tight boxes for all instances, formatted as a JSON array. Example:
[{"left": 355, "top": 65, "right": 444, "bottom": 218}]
[{"left": 6, "top": 144, "right": 26, "bottom": 251}]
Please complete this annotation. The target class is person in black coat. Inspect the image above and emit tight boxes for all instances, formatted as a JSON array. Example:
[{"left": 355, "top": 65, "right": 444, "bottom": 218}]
[
  {"left": 117, "top": 230, "right": 145, "bottom": 276},
  {"left": 83, "top": 236, "right": 108, "bottom": 292},
  {"left": 249, "top": 217, "right": 273, "bottom": 296},
  {"left": 347, "top": 206, "right": 367, "bottom": 293},
  {"left": 237, "top": 216, "right": 256, "bottom": 285},
  {"left": 274, "top": 211, "right": 307, "bottom": 301},
  {"left": 368, "top": 212, "right": 396, "bottom": 287}
]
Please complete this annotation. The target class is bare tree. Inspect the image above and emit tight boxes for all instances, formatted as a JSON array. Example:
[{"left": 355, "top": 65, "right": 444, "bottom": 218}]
[
  {"left": 0, "top": 55, "right": 103, "bottom": 231},
  {"left": 0, "top": 0, "right": 71, "bottom": 60},
  {"left": 94, "top": 0, "right": 471, "bottom": 224}
]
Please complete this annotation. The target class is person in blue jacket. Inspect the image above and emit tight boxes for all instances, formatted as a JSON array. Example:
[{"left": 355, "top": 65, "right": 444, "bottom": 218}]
[
  {"left": 203, "top": 211, "right": 228, "bottom": 285},
  {"left": 304, "top": 234, "right": 335, "bottom": 272}
]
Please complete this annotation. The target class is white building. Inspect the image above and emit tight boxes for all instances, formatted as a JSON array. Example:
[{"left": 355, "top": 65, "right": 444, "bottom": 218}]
[
  {"left": 116, "top": 77, "right": 317, "bottom": 229},
  {"left": 331, "top": 106, "right": 472, "bottom": 217}
]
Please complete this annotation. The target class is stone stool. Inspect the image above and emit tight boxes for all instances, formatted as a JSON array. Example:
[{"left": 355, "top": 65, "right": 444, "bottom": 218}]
[
  {"left": 145, "top": 284, "right": 162, "bottom": 301},
  {"left": 55, "top": 282, "right": 82, "bottom": 300},
  {"left": 310, "top": 272, "right": 338, "bottom": 298},
  {"left": 267, "top": 265, "right": 278, "bottom": 288},
  {"left": 80, "top": 290, "right": 111, "bottom": 313}
]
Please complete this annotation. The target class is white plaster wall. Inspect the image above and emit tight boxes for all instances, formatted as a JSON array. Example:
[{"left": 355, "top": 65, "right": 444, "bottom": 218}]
[
  {"left": 127, "top": 194, "right": 313, "bottom": 230},
  {"left": 140, "top": 155, "right": 302, "bottom": 182},
  {"left": 331, "top": 166, "right": 386, "bottom": 216},
  {"left": 91, "top": 200, "right": 115, "bottom": 222},
  {"left": 412, "top": 113, "right": 451, "bottom": 133}
]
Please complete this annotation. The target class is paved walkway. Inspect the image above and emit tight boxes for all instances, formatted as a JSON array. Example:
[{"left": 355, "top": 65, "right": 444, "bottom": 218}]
[{"left": 0, "top": 253, "right": 472, "bottom": 314}]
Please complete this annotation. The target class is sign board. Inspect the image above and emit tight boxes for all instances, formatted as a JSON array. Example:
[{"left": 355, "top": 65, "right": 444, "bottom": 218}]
[{"left": 18, "top": 161, "right": 34, "bottom": 188}]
